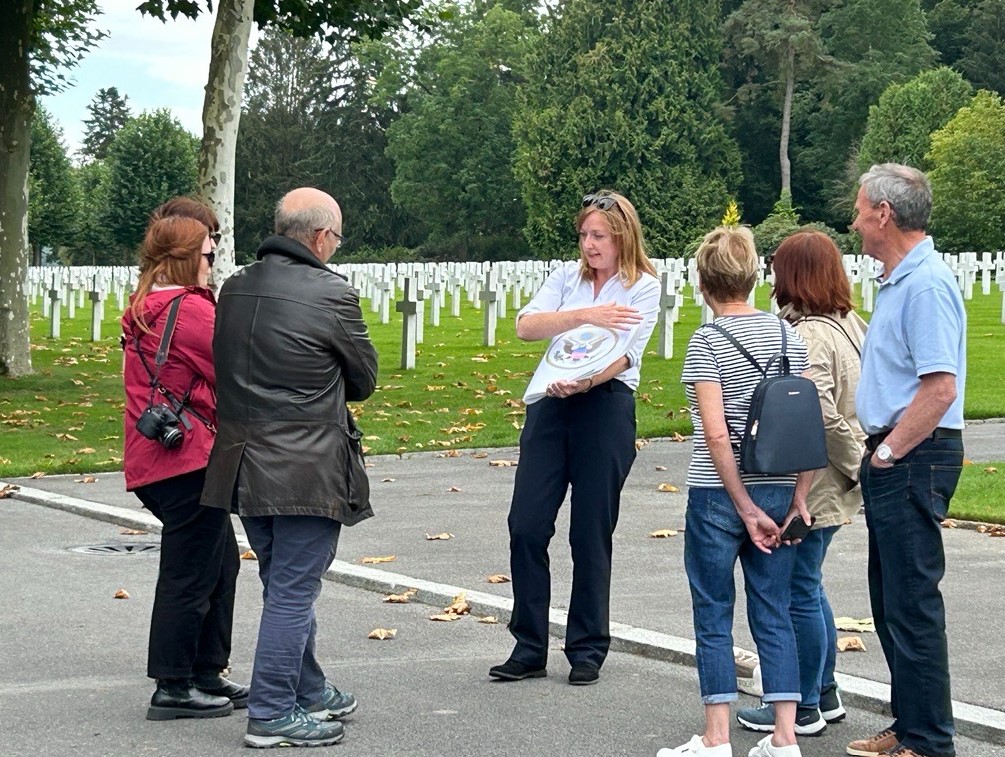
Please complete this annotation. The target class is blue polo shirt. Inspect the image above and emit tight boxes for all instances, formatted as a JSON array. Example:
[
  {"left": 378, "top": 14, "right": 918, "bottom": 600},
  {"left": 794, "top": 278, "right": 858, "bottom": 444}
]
[{"left": 856, "top": 236, "right": 966, "bottom": 435}]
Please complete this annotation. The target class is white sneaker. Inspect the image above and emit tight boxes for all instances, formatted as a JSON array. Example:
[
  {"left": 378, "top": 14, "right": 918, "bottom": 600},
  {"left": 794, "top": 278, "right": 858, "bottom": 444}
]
[
  {"left": 747, "top": 735, "right": 801, "bottom": 757},
  {"left": 657, "top": 734, "right": 733, "bottom": 757}
]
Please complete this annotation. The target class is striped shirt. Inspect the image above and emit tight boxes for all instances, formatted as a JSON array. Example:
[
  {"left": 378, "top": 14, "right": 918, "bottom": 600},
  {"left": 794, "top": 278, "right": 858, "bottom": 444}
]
[{"left": 681, "top": 313, "right": 809, "bottom": 488}]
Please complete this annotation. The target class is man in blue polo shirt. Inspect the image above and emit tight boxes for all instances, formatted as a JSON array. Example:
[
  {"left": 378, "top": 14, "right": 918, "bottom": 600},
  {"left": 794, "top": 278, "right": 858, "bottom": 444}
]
[{"left": 846, "top": 164, "right": 966, "bottom": 757}]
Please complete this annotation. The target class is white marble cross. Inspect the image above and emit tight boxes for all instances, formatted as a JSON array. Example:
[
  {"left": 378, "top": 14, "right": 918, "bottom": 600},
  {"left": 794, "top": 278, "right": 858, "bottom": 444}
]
[{"left": 395, "top": 278, "right": 420, "bottom": 369}]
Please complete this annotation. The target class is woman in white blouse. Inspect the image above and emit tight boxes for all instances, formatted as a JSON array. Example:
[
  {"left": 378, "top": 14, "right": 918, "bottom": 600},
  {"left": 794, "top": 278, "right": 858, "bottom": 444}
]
[{"left": 488, "top": 191, "right": 659, "bottom": 687}]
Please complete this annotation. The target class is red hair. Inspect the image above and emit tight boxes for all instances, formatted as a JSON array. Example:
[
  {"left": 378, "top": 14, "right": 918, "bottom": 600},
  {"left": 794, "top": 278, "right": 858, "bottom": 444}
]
[
  {"left": 772, "top": 230, "right": 853, "bottom": 316},
  {"left": 131, "top": 216, "right": 208, "bottom": 332}
]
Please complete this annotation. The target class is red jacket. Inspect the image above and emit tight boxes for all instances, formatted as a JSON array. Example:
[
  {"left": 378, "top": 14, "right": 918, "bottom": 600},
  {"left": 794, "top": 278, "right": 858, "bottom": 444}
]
[{"left": 122, "top": 287, "right": 217, "bottom": 490}]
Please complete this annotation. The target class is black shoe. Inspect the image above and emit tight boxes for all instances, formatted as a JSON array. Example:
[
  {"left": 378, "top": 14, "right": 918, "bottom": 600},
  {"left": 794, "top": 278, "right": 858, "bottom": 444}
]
[
  {"left": 147, "top": 679, "right": 234, "bottom": 721},
  {"left": 488, "top": 659, "right": 547, "bottom": 681},
  {"left": 193, "top": 672, "right": 250, "bottom": 709},
  {"left": 568, "top": 664, "right": 600, "bottom": 686}
]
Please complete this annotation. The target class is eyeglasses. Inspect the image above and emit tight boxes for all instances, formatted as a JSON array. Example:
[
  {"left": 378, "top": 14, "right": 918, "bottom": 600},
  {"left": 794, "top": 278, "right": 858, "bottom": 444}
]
[
  {"left": 209, "top": 231, "right": 222, "bottom": 246},
  {"left": 203, "top": 252, "right": 216, "bottom": 267},
  {"left": 582, "top": 193, "right": 618, "bottom": 211},
  {"left": 316, "top": 227, "right": 344, "bottom": 246}
]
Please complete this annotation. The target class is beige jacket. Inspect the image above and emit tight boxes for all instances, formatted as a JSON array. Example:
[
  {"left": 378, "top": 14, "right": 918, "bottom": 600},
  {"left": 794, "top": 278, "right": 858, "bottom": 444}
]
[{"left": 780, "top": 305, "right": 868, "bottom": 529}]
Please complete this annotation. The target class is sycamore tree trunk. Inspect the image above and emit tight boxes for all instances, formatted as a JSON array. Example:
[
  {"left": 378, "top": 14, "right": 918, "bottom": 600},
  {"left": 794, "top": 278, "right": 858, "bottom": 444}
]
[
  {"left": 0, "top": 0, "right": 35, "bottom": 377},
  {"left": 779, "top": 43, "right": 794, "bottom": 199},
  {"left": 199, "top": 0, "right": 254, "bottom": 286}
]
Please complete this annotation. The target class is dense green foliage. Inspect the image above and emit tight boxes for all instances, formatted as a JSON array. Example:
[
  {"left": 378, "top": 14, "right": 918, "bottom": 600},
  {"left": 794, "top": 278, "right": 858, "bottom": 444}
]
[
  {"left": 514, "top": 0, "right": 740, "bottom": 259},
  {"left": 102, "top": 111, "right": 199, "bottom": 262},
  {"left": 927, "top": 91, "right": 1005, "bottom": 252},
  {"left": 80, "top": 86, "right": 131, "bottom": 161},
  {"left": 28, "top": 106, "right": 79, "bottom": 263}
]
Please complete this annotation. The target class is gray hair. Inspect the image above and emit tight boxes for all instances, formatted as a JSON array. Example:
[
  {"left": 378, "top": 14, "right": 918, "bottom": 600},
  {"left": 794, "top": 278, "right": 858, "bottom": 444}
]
[
  {"left": 274, "top": 199, "right": 339, "bottom": 246},
  {"left": 859, "top": 163, "right": 932, "bottom": 231}
]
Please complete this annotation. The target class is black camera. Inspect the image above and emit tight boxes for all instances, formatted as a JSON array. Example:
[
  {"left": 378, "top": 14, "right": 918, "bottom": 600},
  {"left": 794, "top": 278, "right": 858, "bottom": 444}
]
[{"left": 136, "top": 404, "right": 184, "bottom": 449}]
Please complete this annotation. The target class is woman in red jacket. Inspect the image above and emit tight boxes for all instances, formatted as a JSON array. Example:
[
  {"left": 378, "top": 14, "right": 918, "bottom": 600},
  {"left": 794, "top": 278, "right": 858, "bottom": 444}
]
[{"left": 122, "top": 211, "right": 246, "bottom": 721}]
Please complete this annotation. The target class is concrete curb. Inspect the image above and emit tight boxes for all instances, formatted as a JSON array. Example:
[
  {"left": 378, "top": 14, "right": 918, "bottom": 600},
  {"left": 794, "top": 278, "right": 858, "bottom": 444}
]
[{"left": 6, "top": 481, "right": 1004, "bottom": 746}]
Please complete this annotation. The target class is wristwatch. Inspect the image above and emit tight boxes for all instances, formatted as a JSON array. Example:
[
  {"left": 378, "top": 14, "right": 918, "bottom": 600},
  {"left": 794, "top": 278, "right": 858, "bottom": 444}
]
[{"left": 875, "top": 443, "right": 897, "bottom": 464}]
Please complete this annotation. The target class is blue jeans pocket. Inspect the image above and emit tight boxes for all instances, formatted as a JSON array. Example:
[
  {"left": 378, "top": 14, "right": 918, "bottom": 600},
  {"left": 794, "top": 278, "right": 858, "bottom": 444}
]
[{"left": 928, "top": 465, "right": 962, "bottom": 521}]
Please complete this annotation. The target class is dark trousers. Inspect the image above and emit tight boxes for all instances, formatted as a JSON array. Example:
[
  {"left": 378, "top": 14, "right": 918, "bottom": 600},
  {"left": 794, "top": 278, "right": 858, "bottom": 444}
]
[
  {"left": 241, "top": 514, "right": 341, "bottom": 720},
  {"left": 507, "top": 381, "right": 637, "bottom": 670},
  {"left": 861, "top": 436, "right": 963, "bottom": 757},
  {"left": 134, "top": 468, "right": 240, "bottom": 680}
]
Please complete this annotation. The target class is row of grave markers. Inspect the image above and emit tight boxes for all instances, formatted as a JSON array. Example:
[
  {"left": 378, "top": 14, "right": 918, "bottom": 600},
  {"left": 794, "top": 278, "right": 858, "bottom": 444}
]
[{"left": 25, "top": 251, "right": 1004, "bottom": 369}]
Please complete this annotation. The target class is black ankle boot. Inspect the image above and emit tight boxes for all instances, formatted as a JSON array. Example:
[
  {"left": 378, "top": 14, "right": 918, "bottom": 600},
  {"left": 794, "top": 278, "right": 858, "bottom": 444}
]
[
  {"left": 147, "top": 679, "right": 234, "bottom": 721},
  {"left": 192, "top": 671, "right": 250, "bottom": 709}
]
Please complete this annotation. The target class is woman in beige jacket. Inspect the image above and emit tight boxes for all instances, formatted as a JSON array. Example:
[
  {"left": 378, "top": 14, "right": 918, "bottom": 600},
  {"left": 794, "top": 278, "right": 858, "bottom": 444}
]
[{"left": 736, "top": 230, "right": 867, "bottom": 738}]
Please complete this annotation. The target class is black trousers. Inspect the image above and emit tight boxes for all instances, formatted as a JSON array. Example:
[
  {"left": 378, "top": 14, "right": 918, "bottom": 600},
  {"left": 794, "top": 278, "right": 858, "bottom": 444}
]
[
  {"left": 506, "top": 380, "right": 637, "bottom": 669},
  {"left": 134, "top": 468, "right": 241, "bottom": 680}
]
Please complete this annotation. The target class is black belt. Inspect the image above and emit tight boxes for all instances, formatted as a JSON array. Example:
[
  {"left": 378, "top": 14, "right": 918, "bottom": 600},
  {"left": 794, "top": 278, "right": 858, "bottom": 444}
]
[{"left": 865, "top": 427, "right": 962, "bottom": 452}]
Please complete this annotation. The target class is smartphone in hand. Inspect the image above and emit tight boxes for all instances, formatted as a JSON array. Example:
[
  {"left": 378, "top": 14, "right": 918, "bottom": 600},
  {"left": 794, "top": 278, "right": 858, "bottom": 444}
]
[{"left": 780, "top": 515, "right": 816, "bottom": 542}]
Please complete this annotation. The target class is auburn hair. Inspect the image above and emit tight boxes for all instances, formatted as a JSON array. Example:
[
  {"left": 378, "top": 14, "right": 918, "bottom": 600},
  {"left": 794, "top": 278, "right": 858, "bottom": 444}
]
[
  {"left": 575, "top": 191, "right": 656, "bottom": 286},
  {"left": 130, "top": 216, "right": 208, "bottom": 333},
  {"left": 149, "top": 195, "right": 219, "bottom": 233},
  {"left": 772, "top": 230, "right": 853, "bottom": 316}
]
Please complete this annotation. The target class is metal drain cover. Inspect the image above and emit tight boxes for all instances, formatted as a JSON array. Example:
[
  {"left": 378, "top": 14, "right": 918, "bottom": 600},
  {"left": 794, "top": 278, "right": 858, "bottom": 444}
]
[{"left": 69, "top": 542, "right": 161, "bottom": 555}]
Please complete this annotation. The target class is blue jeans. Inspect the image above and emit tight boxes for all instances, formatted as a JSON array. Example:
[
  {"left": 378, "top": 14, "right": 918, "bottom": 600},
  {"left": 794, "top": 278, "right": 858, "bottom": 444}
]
[
  {"left": 241, "top": 514, "right": 341, "bottom": 720},
  {"left": 862, "top": 436, "right": 963, "bottom": 757},
  {"left": 791, "top": 525, "right": 839, "bottom": 709},
  {"left": 684, "top": 485, "right": 801, "bottom": 705}
]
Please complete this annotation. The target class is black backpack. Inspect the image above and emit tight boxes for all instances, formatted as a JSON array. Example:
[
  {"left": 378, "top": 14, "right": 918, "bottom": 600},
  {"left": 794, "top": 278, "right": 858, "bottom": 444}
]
[{"left": 706, "top": 320, "right": 828, "bottom": 475}]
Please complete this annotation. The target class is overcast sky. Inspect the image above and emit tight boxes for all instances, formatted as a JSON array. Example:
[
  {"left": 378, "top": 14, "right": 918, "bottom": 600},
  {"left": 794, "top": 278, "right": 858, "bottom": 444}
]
[{"left": 42, "top": 2, "right": 258, "bottom": 157}]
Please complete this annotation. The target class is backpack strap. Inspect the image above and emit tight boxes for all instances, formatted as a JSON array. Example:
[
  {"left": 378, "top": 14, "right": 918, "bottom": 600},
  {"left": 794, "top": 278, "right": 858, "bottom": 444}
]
[{"left": 705, "top": 322, "right": 766, "bottom": 376}]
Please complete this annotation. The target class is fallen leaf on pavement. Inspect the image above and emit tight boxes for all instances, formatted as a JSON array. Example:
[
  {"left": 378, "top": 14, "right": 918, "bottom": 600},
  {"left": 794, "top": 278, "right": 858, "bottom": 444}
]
[
  {"left": 834, "top": 617, "right": 875, "bottom": 633},
  {"left": 836, "top": 636, "right": 866, "bottom": 652},
  {"left": 0, "top": 484, "right": 20, "bottom": 499},
  {"left": 471, "top": 452, "right": 488, "bottom": 459},
  {"left": 486, "top": 574, "right": 511, "bottom": 584},
  {"left": 120, "top": 528, "right": 147, "bottom": 536},
  {"left": 361, "top": 555, "right": 396, "bottom": 564},
  {"left": 941, "top": 519, "right": 957, "bottom": 529},
  {"left": 670, "top": 432, "right": 688, "bottom": 442},
  {"left": 429, "top": 613, "right": 461, "bottom": 622},
  {"left": 240, "top": 549, "right": 258, "bottom": 560},
  {"left": 447, "top": 486, "right": 462, "bottom": 492},
  {"left": 649, "top": 529, "right": 679, "bottom": 538},
  {"left": 657, "top": 483, "right": 680, "bottom": 493},
  {"left": 489, "top": 460, "right": 517, "bottom": 467},
  {"left": 368, "top": 628, "right": 397, "bottom": 640},
  {"left": 443, "top": 592, "right": 471, "bottom": 616},
  {"left": 77, "top": 475, "right": 97, "bottom": 484},
  {"left": 655, "top": 465, "right": 668, "bottom": 471},
  {"left": 635, "top": 439, "right": 650, "bottom": 450},
  {"left": 113, "top": 588, "right": 130, "bottom": 600},
  {"left": 381, "top": 477, "right": 395, "bottom": 482},
  {"left": 384, "top": 588, "right": 418, "bottom": 603},
  {"left": 479, "top": 616, "right": 499, "bottom": 624},
  {"left": 29, "top": 472, "right": 45, "bottom": 479},
  {"left": 425, "top": 532, "right": 453, "bottom": 540}
]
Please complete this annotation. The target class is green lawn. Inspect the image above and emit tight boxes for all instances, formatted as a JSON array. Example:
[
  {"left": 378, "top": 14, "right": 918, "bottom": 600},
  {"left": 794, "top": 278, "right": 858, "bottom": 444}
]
[{"left": 1, "top": 280, "right": 1003, "bottom": 522}]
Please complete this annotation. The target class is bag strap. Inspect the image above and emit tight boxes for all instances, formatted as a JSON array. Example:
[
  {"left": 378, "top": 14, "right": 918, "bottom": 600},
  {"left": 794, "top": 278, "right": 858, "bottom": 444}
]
[
  {"left": 706, "top": 321, "right": 791, "bottom": 377},
  {"left": 793, "top": 314, "right": 861, "bottom": 357}
]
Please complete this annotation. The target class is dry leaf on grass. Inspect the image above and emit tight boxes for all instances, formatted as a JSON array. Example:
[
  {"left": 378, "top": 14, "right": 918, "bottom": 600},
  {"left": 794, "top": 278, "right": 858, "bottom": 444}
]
[
  {"left": 240, "top": 549, "right": 258, "bottom": 560},
  {"left": 74, "top": 447, "right": 96, "bottom": 454},
  {"left": 425, "top": 532, "right": 453, "bottom": 540},
  {"left": 119, "top": 527, "right": 147, "bottom": 536},
  {"left": 361, "top": 555, "right": 396, "bottom": 564},
  {"left": 479, "top": 616, "right": 499, "bottom": 624},
  {"left": 368, "top": 628, "right": 396, "bottom": 640},
  {"left": 0, "top": 484, "right": 20, "bottom": 499},
  {"left": 429, "top": 613, "right": 461, "bottom": 622},
  {"left": 836, "top": 636, "right": 866, "bottom": 652},
  {"left": 834, "top": 616, "right": 875, "bottom": 633},
  {"left": 55, "top": 433, "right": 78, "bottom": 441},
  {"left": 649, "top": 529, "right": 679, "bottom": 538},
  {"left": 384, "top": 588, "right": 418, "bottom": 604},
  {"left": 657, "top": 483, "right": 680, "bottom": 493},
  {"left": 489, "top": 460, "right": 517, "bottom": 467},
  {"left": 113, "top": 588, "right": 130, "bottom": 599},
  {"left": 984, "top": 466, "right": 998, "bottom": 474},
  {"left": 486, "top": 574, "right": 511, "bottom": 584},
  {"left": 77, "top": 475, "right": 97, "bottom": 484}
]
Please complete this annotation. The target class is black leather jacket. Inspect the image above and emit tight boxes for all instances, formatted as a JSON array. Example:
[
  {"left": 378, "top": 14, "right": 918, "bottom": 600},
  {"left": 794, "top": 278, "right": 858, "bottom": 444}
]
[{"left": 201, "top": 235, "right": 378, "bottom": 524}]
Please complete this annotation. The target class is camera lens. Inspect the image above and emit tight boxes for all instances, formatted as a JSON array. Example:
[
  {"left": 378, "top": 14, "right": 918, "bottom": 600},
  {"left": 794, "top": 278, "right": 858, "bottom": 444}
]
[{"left": 160, "top": 426, "right": 184, "bottom": 449}]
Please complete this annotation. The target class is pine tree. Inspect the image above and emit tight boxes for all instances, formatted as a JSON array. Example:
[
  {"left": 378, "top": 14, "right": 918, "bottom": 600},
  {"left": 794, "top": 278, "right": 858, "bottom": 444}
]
[
  {"left": 80, "top": 87, "right": 131, "bottom": 161},
  {"left": 513, "top": 0, "right": 740, "bottom": 258}
]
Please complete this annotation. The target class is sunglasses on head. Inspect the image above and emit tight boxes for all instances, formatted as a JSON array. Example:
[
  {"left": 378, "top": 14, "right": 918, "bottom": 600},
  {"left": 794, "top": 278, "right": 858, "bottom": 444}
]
[
  {"left": 582, "top": 193, "right": 618, "bottom": 211},
  {"left": 203, "top": 251, "right": 216, "bottom": 267},
  {"left": 209, "top": 231, "right": 222, "bottom": 245}
]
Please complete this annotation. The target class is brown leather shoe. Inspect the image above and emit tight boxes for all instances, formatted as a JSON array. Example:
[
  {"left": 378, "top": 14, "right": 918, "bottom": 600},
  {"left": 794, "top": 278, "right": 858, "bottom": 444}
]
[{"left": 846, "top": 729, "right": 898, "bottom": 757}]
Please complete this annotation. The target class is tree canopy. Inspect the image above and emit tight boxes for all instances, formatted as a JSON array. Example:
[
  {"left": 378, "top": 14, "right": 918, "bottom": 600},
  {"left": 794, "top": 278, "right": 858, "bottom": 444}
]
[{"left": 80, "top": 86, "right": 132, "bottom": 161}]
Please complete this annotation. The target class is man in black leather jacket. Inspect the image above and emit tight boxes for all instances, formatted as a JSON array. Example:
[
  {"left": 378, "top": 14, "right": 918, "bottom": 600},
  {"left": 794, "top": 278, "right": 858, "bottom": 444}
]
[{"left": 202, "top": 187, "right": 378, "bottom": 748}]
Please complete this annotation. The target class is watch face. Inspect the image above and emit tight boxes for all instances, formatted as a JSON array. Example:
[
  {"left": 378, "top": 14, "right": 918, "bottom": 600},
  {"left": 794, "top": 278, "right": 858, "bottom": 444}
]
[{"left": 877, "top": 444, "right": 893, "bottom": 462}]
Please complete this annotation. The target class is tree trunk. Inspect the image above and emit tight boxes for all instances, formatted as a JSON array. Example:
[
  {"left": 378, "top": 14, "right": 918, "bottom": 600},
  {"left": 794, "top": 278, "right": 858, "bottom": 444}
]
[
  {"left": 779, "top": 43, "right": 795, "bottom": 199},
  {"left": 0, "top": 0, "right": 36, "bottom": 377},
  {"left": 198, "top": 0, "right": 254, "bottom": 286}
]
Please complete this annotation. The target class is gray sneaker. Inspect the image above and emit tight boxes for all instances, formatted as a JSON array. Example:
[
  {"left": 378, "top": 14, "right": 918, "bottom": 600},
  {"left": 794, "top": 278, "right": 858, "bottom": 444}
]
[
  {"left": 244, "top": 706, "right": 345, "bottom": 748},
  {"left": 302, "top": 682, "right": 358, "bottom": 721}
]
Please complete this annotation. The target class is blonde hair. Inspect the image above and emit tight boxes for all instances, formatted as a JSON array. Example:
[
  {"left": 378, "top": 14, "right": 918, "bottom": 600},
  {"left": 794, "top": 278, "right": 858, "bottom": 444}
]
[
  {"left": 131, "top": 216, "right": 207, "bottom": 333},
  {"left": 694, "top": 225, "right": 759, "bottom": 302},
  {"left": 576, "top": 191, "right": 657, "bottom": 286}
]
